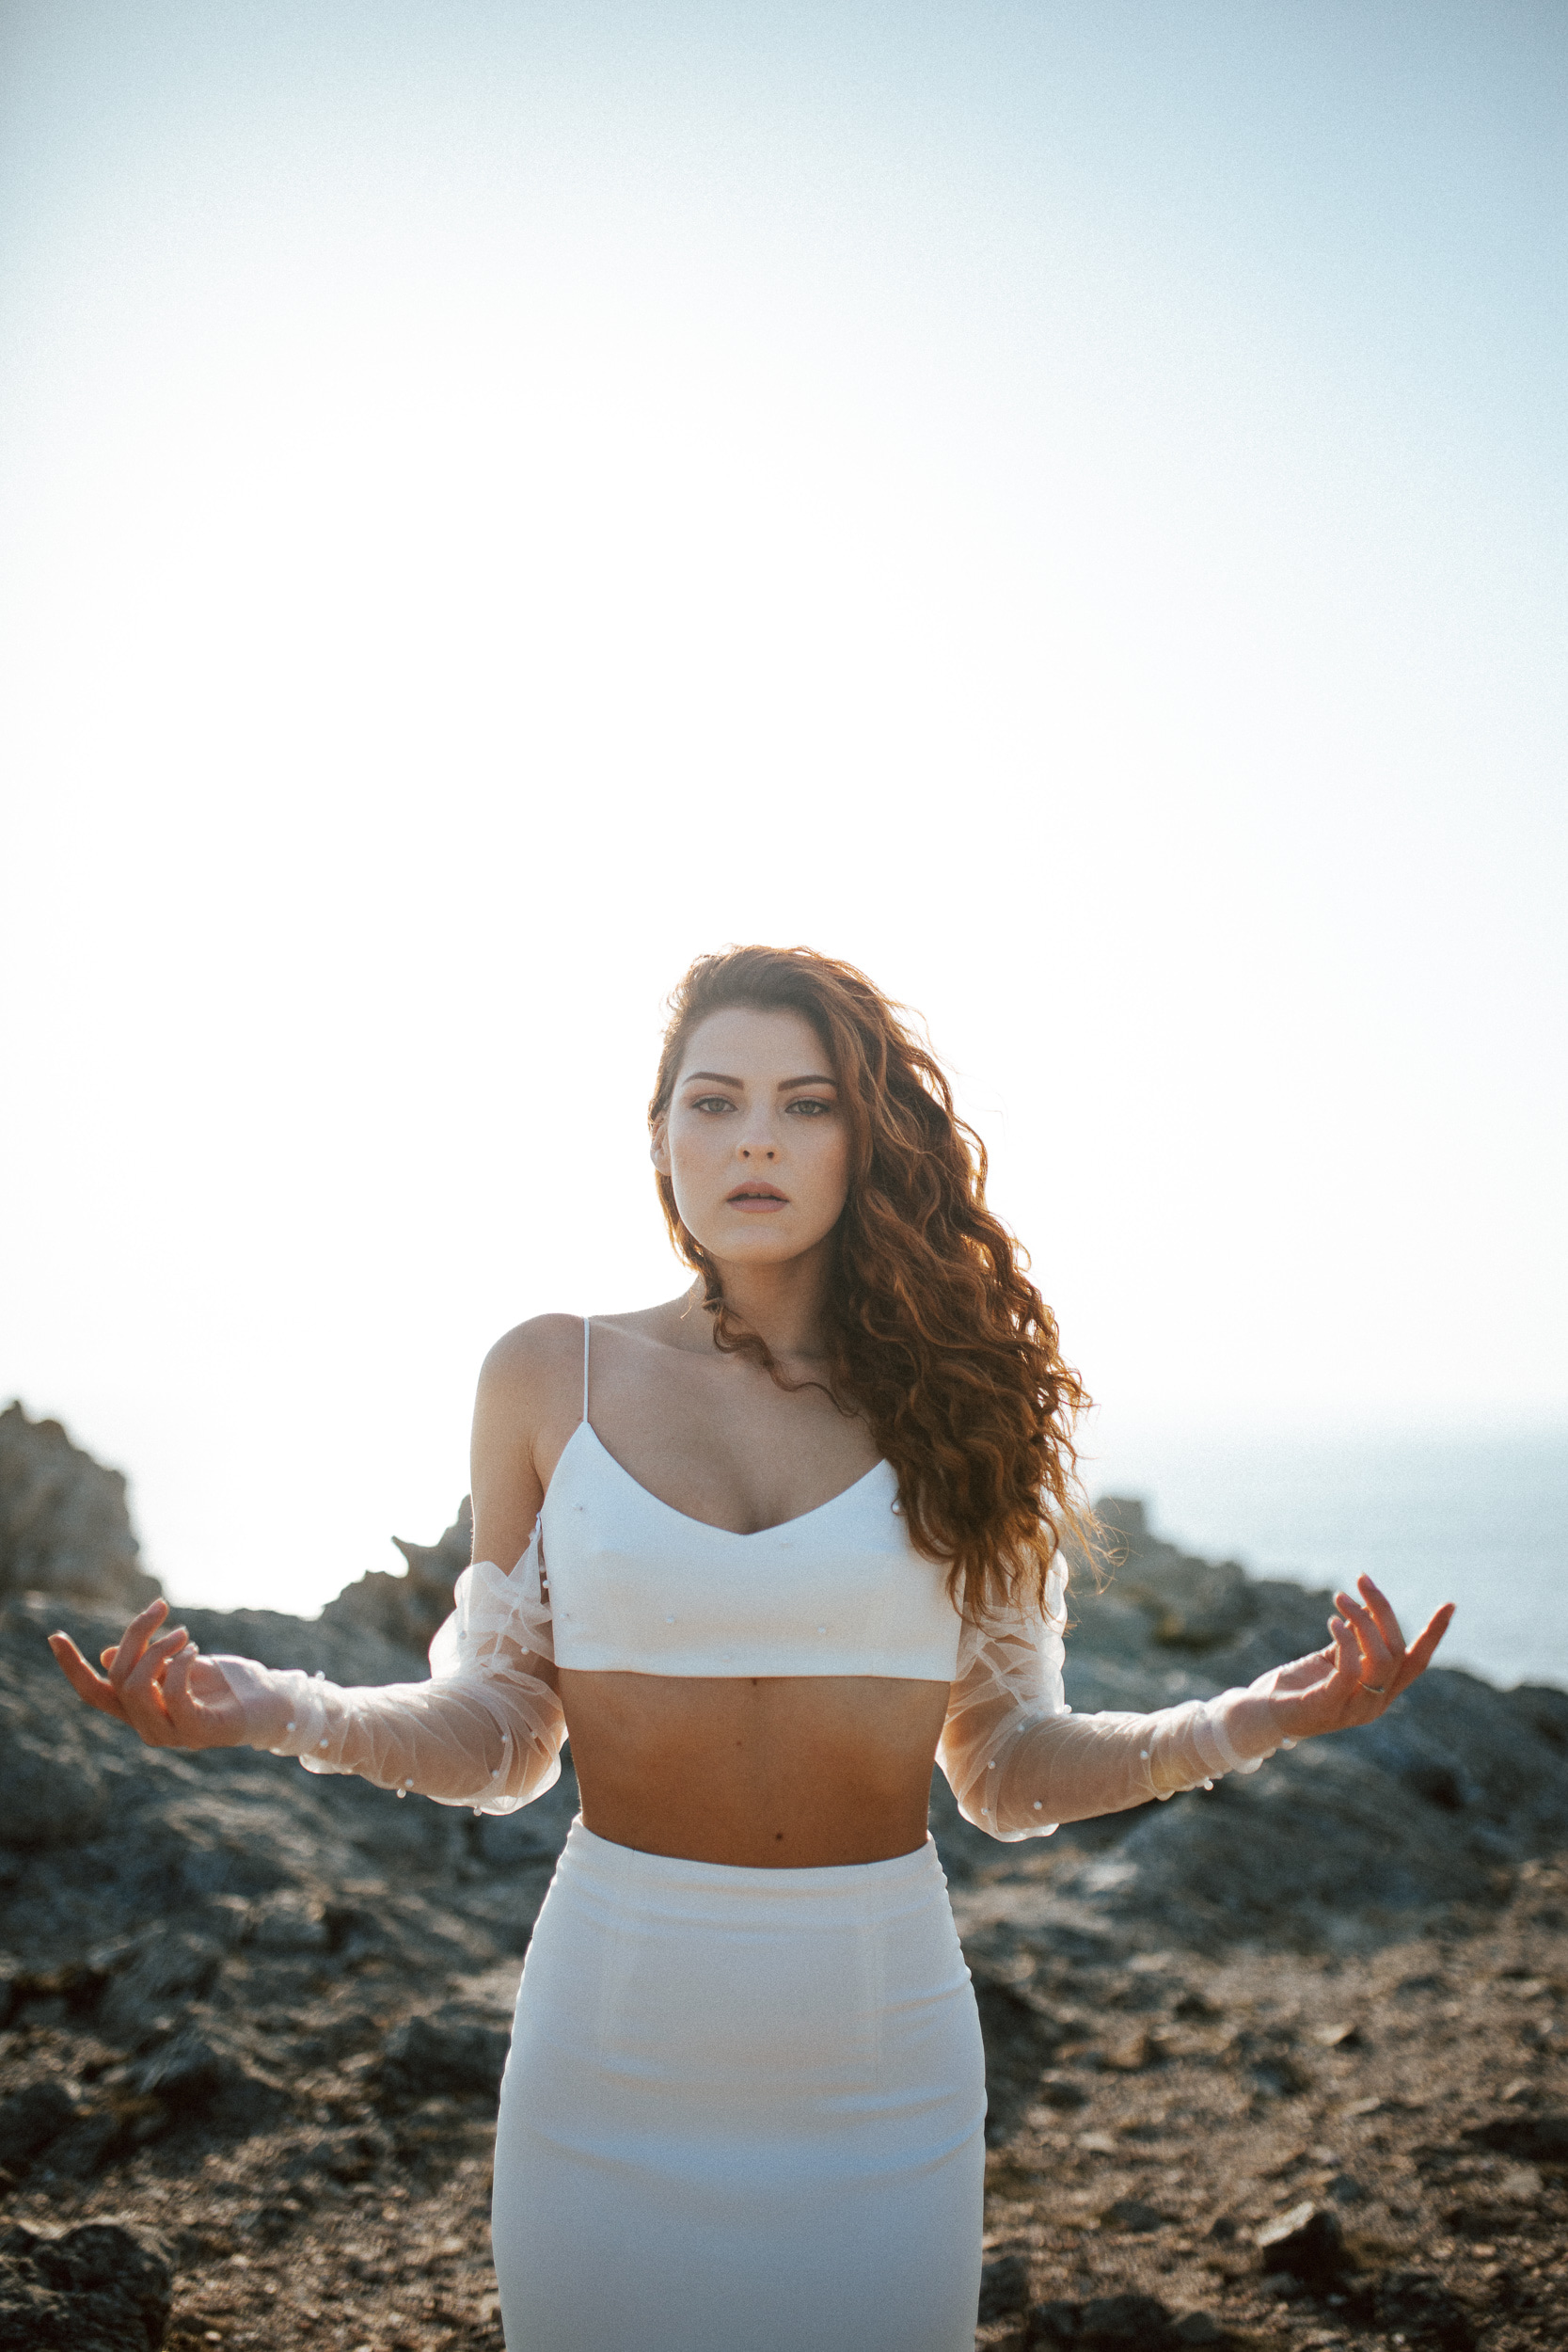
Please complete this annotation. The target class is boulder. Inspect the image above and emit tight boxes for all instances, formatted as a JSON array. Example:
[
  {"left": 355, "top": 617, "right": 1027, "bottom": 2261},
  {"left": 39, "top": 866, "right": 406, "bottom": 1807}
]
[
  {"left": 1078, "top": 2296, "right": 1180, "bottom": 2349},
  {"left": 0, "top": 2081, "right": 78, "bottom": 2169},
  {"left": 978, "top": 2249, "right": 1032, "bottom": 2320},
  {"left": 97, "top": 1930, "right": 225, "bottom": 2042},
  {"left": 130, "top": 2031, "right": 278, "bottom": 2136},
  {"left": 379, "top": 2005, "right": 511, "bottom": 2104},
  {"left": 1027, "top": 2292, "right": 1181, "bottom": 2348},
  {"left": 0, "top": 2219, "right": 172, "bottom": 2350}
]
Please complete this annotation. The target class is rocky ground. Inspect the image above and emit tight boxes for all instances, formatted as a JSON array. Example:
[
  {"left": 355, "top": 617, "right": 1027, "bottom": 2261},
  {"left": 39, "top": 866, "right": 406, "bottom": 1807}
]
[{"left": 1, "top": 1406, "right": 1564, "bottom": 2349}]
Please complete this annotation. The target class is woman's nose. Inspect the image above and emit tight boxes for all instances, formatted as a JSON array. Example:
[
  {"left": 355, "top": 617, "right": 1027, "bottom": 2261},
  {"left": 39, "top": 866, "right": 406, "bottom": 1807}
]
[{"left": 737, "top": 1138, "right": 778, "bottom": 1161}]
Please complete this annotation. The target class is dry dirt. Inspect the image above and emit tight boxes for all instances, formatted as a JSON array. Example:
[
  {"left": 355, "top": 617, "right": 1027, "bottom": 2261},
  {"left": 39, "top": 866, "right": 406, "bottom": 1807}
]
[{"left": 6, "top": 1862, "right": 1563, "bottom": 2350}]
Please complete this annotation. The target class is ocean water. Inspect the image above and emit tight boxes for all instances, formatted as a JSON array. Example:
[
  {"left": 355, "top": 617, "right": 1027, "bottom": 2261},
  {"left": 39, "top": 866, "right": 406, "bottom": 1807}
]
[{"left": 1083, "top": 1427, "right": 1568, "bottom": 1692}]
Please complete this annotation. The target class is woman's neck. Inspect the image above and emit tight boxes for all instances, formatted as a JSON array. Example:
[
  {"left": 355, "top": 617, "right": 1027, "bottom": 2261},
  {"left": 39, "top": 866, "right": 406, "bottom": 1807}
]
[{"left": 700, "top": 1242, "right": 835, "bottom": 1366}]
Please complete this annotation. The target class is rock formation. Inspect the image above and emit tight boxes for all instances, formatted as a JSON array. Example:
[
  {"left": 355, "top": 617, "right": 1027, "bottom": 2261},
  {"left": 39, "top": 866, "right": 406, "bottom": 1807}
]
[
  {"left": 0, "top": 1402, "right": 160, "bottom": 1613},
  {"left": 1081, "top": 1495, "right": 1256, "bottom": 1650},
  {"left": 1, "top": 1421, "right": 1563, "bottom": 2348},
  {"left": 321, "top": 1501, "right": 473, "bottom": 1656}
]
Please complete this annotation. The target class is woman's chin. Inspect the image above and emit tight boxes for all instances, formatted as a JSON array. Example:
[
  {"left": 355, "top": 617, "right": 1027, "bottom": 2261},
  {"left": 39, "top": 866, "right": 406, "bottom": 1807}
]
[{"left": 701, "top": 1222, "right": 830, "bottom": 1268}]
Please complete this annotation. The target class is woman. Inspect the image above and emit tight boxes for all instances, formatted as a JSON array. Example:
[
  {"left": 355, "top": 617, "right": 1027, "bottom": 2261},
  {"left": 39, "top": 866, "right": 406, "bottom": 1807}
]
[{"left": 52, "top": 945, "right": 1452, "bottom": 2352}]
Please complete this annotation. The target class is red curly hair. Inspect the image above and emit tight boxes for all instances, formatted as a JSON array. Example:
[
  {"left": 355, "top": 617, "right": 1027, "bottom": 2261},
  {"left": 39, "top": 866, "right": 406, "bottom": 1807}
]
[{"left": 648, "top": 946, "right": 1091, "bottom": 1620}]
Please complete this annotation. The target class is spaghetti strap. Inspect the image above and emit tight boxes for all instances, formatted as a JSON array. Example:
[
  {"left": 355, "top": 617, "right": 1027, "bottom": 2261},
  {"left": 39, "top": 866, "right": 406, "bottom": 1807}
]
[{"left": 581, "top": 1316, "right": 592, "bottom": 1426}]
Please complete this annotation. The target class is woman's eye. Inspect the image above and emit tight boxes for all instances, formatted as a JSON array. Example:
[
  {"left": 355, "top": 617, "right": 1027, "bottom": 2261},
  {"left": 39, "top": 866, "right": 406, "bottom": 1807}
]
[
  {"left": 691, "top": 1096, "right": 736, "bottom": 1114},
  {"left": 787, "top": 1098, "right": 832, "bottom": 1117}
]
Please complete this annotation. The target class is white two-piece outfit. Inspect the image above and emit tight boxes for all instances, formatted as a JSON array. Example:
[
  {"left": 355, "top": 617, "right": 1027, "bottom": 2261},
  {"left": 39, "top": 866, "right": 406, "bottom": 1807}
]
[{"left": 214, "top": 1323, "right": 1287, "bottom": 2352}]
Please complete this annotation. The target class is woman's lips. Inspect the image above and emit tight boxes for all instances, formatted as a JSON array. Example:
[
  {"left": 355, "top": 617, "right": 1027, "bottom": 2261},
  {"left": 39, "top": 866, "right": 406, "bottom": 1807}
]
[{"left": 727, "top": 1189, "right": 788, "bottom": 1212}]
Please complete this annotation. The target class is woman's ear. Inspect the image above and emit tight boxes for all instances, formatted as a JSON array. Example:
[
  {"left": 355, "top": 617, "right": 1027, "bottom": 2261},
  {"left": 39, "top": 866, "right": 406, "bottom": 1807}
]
[{"left": 649, "top": 1117, "right": 671, "bottom": 1175}]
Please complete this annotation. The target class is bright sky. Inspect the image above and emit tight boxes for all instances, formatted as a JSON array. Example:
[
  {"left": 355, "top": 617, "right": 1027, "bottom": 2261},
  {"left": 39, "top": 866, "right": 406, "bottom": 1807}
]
[{"left": 2, "top": 2, "right": 1563, "bottom": 1615}]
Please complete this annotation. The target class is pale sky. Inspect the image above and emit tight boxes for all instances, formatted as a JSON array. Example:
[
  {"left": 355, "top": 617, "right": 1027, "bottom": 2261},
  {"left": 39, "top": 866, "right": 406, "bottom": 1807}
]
[{"left": 2, "top": 2, "right": 1563, "bottom": 1615}]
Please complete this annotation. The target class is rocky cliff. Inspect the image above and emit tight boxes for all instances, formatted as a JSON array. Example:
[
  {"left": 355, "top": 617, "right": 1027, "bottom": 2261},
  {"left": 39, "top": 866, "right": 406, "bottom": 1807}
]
[
  {"left": 1, "top": 1413, "right": 1564, "bottom": 2351},
  {"left": 0, "top": 1402, "right": 160, "bottom": 1614},
  {"left": 321, "top": 1502, "right": 475, "bottom": 1656}
]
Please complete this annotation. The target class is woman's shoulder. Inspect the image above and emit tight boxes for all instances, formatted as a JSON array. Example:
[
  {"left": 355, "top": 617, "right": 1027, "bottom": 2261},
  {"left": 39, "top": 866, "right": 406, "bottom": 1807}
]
[
  {"left": 483, "top": 1311, "right": 586, "bottom": 1368},
  {"left": 479, "top": 1313, "right": 584, "bottom": 1406},
  {"left": 471, "top": 1318, "right": 588, "bottom": 1520},
  {"left": 478, "top": 1298, "right": 697, "bottom": 1415}
]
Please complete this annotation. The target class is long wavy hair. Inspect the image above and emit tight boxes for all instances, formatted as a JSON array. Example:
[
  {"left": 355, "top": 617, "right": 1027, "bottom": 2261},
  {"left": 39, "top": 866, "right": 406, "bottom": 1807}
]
[{"left": 648, "top": 946, "right": 1092, "bottom": 1620}]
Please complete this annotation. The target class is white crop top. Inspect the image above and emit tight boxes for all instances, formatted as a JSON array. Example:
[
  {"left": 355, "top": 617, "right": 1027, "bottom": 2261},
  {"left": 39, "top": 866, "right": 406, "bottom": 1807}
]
[
  {"left": 541, "top": 1407, "right": 962, "bottom": 1680},
  {"left": 211, "top": 1318, "right": 1292, "bottom": 1838}
]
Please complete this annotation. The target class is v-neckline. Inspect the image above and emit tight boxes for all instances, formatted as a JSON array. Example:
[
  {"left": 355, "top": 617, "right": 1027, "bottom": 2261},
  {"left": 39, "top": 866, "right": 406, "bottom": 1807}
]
[{"left": 564, "top": 1419, "right": 892, "bottom": 1542}]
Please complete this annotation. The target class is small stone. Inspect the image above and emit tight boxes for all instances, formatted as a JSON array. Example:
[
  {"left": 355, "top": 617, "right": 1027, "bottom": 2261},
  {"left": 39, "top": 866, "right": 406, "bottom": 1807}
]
[
  {"left": 1254, "top": 2201, "right": 1346, "bottom": 2285},
  {"left": 1463, "top": 2110, "right": 1568, "bottom": 2162},
  {"left": 1171, "top": 1990, "right": 1222, "bottom": 2020},
  {"left": 1325, "top": 2172, "right": 1368, "bottom": 2205},
  {"left": 1077, "top": 2131, "right": 1117, "bottom": 2154},
  {"left": 1037, "top": 2073, "right": 1089, "bottom": 2112},
  {"left": 1076, "top": 2291, "right": 1178, "bottom": 2348},
  {"left": 1369, "top": 2267, "right": 1477, "bottom": 2350},
  {"left": 1102, "top": 2030, "right": 1156, "bottom": 2073},
  {"left": 247, "top": 1892, "right": 329, "bottom": 1955},
  {"left": 1027, "top": 2300, "right": 1083, "bottom": 2346},
  {"left": 977, "top": 2249, "right": 1032, "bottom": 2321},
  {"left": 1311, "top": 2022, "right": 1363, "bottom": 2048},
  {"left": 1101, "top": 2197, "right": 1165, "bottom": 2234},
  {"left": 1251, "top": 2052, "right": 1311, "bottom": 2098}
]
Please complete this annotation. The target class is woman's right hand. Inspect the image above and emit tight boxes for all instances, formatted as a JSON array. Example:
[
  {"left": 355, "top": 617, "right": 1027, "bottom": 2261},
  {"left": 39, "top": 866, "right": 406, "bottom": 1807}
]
[{"left": 49, "top": 1597, "right": 247, "bottom": 1751}]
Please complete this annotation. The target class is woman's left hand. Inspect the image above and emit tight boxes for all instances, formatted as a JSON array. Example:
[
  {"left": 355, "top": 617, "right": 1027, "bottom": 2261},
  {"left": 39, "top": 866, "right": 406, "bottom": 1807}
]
[{"left": 1248, "top": 1575, "right": 1454, "bottom": 1740}]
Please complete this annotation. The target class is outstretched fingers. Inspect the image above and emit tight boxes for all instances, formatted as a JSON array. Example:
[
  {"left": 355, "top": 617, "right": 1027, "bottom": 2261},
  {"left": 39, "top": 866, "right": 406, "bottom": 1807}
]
[
  {"left": 52, "top": 1599, "right": 239, "bottom": 1751},
  {"left": 1345, "top": 1577, "right": 1455, "bottom": 1695},
  {"left": 1324, "top": 1614, "right": 1370, "bottom": 1698},
  {"left": 113, "top": 1625, "right": 195, "bottom": 1744},
  {"left": 1333, "top": 1584, "right": 1398, "bottom": 1695},
  {"left": 106, "top": 1603, "right": 179, "bottom": 1698},
  {"left": 1403, "top": 1601, "right": 1456, "bottom": 1678},
  {"left": 48, "top": 1630, "right": 129, "bottom": 1720},
  {"left": 105, "top": 1596, "right": 169, "bottom": 1673}
]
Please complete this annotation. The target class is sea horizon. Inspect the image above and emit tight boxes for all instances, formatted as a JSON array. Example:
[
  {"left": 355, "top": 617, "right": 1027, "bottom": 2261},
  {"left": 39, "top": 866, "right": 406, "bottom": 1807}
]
[{"left": 1085, "top": 1422, "right": 1568, "bottom": 1694}]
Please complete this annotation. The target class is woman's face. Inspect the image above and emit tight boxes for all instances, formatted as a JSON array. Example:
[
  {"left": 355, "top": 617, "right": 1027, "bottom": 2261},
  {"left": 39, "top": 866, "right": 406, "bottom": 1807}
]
[{"left": 653, "top": 1005, "right": 851, "bottom": 1269}]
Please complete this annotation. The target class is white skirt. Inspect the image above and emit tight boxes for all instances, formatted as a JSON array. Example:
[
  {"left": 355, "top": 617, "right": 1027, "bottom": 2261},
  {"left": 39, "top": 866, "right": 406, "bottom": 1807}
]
[{"left": 491, "top": 1820, "right": 987, "bottom": 2352}]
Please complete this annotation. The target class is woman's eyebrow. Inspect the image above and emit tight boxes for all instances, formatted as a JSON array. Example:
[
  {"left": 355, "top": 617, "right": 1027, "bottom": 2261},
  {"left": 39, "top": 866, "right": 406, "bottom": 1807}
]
[{"left": 680, "top": 1069, "right": 837, "bottom": 1089}]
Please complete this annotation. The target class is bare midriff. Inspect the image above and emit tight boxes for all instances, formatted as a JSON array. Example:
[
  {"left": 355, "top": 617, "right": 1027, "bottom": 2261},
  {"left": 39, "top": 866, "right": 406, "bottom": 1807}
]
[{"left": 558, "top": 1670, "right": 953, "bottom": 1867}]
